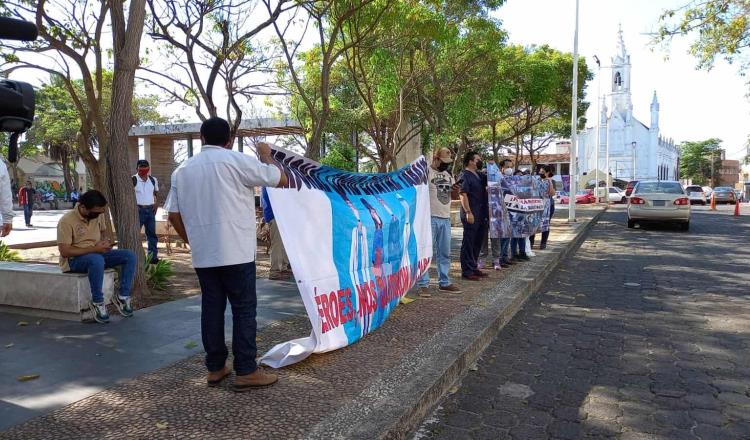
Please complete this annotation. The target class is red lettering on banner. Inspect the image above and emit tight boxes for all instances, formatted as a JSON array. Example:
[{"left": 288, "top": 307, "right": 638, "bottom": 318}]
[
  {"left": 328, "top": 291, "right": 340, "bottom": 328},
  {"left": 337, "top": 289, "right": 348, "bottom": 325}
]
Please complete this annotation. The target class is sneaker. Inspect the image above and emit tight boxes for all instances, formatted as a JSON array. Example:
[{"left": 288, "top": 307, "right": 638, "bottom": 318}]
[
  {"left": 418, "top": 287, "right": 432, "bottom": 298},
  {"left": 477, "top": 259, "right": 485, "bottom": 269},
  {"left": 439, "top": 284, "right": 462, "bottom": 294},
  {"left": 89, "top": 301, "right": 110, "bottom": 324},
  {"left": 493, "top": 259, "right": 501, "bottom": 270},
  {"left": 113, "top": 295, "right": 133, "bottom": 317}
]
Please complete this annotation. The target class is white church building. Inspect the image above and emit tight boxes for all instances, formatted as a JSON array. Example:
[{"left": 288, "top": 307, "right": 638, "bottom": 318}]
[{"left": 578, "top": 29, "right": 679, "bottom": 183}]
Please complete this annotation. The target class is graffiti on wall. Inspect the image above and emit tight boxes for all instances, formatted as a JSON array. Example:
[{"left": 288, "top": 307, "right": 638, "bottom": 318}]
[{"left": 34, "top": 179, "right": 67, "bottom": 198}]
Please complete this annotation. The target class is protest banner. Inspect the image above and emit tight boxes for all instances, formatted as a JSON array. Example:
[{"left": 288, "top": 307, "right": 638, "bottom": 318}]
[
  {"left": 501, "top": 176, "right": 544, "bottom": 237},
  {"left": 488, "top": 182, "right": 511, "bottom": 239},
  {"left": 260, "top": 148, "right": 432, "bottom": 368}
]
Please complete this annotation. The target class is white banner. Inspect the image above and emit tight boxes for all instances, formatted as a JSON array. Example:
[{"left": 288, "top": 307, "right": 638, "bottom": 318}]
[{"left": 260, "top": 148, "right": 432, "bottom": 368}]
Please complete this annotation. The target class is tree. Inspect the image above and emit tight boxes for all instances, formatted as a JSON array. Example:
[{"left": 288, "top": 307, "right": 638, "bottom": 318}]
[
  {"left": 656, "top": 1, "right": 750, "bottom": 79},
  {"left": 679, "top": 138, "right": 724, "bottom": 185},
  {"left": 142, "top": 0, "right": 292, "bottom": 139},
  {"left": 1, "top": 0, "right": 153, "bottom": 295}
]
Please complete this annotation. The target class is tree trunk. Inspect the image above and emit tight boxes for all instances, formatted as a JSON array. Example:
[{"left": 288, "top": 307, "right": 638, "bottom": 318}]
[
  {"left": 61, "top": 151, "right": 73, "bottom": 200},
  {"left": 107, "top": 0, "right": 149, "bottom": 299}
]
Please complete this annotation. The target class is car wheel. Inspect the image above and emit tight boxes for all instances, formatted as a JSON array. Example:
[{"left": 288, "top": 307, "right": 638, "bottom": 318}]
[{"left": 627, "top": 219, "right": 635, "bottom": 229}]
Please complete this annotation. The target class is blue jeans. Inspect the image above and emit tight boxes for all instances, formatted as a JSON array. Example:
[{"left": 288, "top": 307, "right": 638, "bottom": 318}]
[
  {"left": 23, "top": 204, "right": 32, "bottom": 225},
  {"left": 68, "top": 249, "right": 137, "bottom": 303},
  {"left": 510, "top": 237, "right": 526, "bottom": 258},
  {"left": 418, "top": 217, "right": 452, "bottom": 288},
  {"left": 195, "top": 262, "right": 258, "bottom": 375},
  {"left": 500, "top": 237, "right": 510, "bottom": 262},
  {"left": 139, "top": 207, "right": 158, "bottom": 261}
]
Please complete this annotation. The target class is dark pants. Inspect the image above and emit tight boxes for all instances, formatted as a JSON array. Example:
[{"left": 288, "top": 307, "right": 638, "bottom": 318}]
[
  {"left": 511, "top": 237, "right": 526, "bottom": 258},
  {"left": 23, "top": 204, "right": 32, "bottom": 225},
  {"left": 195, "top": 262, "right": 258, "bottom": 376},
  {"left": 460, "top": 217, "right": 487, "bottom": 277},
  {"left": 138, "top": 206, "right": 158, "bottom": 261}
]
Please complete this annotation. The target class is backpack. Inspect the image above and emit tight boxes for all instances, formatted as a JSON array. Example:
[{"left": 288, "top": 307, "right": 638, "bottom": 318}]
[{"left": 132, "top": 175, "right": 156, "bottom": 187}]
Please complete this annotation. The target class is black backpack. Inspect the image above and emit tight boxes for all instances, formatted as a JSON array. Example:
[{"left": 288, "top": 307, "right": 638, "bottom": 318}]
[{"left": 132, "top": 175, "right": 156, "bottom": 187}]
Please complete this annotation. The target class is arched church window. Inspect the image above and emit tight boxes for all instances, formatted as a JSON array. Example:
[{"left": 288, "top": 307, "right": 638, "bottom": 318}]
[{"left": 614, "top": 72, "right": 622, "bottom": 90}]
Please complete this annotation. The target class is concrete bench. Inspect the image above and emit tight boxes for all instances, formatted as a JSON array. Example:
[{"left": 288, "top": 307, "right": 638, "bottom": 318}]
[{"left": 0, "top": 262, "right": 115, "bottom": 321}]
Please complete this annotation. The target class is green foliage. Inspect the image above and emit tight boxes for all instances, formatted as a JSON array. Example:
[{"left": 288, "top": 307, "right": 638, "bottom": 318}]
[
  {"left": 143, "top": 254, "right": 174, "bottom": 291},
  {"left": 320, "top": 142, "right": 358, "bottom": 171},
  {"left": 0, "top": 242, "right": 22, "bottom": 262},
  {"left": 679, "top": 138, "right": 724, "bottom": 185}
]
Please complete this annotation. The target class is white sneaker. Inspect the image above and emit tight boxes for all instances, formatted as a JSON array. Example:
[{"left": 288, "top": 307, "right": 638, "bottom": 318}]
[{"left": 90, "top": 301, "right": 110, "bottom": 323}]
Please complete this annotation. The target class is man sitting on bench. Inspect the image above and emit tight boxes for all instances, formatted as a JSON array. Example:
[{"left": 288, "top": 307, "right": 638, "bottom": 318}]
[{"left": 58, "top": 190, "right": 137, "bottom": 323}]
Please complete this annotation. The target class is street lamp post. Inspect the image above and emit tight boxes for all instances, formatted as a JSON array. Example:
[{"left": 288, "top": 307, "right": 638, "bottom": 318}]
[
  {"left": 632, "top": 141, "right": 637, "bottom": 180},
  {"left": 593, "top": 55, "right": 601, "bottom": 203},
  {"left": 568, "top": 0, "right": 580, "bottom": 222}
]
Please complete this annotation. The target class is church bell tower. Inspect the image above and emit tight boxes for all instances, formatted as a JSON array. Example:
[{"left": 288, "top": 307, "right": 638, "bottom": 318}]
[{"left": 610, "top": 25, "right": 633, "bottom": 122}]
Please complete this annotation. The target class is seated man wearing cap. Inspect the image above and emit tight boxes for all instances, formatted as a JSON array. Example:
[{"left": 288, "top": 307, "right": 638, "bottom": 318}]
[{"left": 133, "top": 159, "right": 159, "bottom": 264}]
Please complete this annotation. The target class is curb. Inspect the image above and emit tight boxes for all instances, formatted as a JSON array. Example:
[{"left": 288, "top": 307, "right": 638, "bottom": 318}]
[{"left": 304, "top": 208, "right": 607, "bottom": 440}]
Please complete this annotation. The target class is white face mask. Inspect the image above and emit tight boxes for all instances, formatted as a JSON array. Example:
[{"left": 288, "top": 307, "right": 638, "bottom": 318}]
[{"left": 503, "top": 168, "right": 514, "bottom": 176}]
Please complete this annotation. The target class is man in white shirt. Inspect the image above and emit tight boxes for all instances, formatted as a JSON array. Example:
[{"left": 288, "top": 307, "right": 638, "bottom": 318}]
[
  {"left": 133, "top": 159, "right": 159, "bottom": 263},
  {"left": 0, "top": 164, "right": 14, "bottom": 237},
  {"left": 165, "top": 117, "right": 288, "bottom": 391}
]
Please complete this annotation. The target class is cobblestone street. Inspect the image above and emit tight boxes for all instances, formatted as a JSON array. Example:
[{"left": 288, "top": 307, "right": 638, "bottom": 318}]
[{"left": 417, "top": 208, "right": 750, "bottom": 440}]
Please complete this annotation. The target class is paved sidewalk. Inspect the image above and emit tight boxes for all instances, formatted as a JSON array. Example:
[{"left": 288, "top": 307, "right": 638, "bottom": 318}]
[
  {"left": 416, "top": 209, "right": 750, "bottom": 439},
  {"left": 0, "top": 207, "right": 604, "bottom": 439}
]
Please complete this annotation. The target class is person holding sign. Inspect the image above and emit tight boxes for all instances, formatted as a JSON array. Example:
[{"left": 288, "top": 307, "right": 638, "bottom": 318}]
[{"left": 459, "top": 151, "right": 489, "bottom": 281}]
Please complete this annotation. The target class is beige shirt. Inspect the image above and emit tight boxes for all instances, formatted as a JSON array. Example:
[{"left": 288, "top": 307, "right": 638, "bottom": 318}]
[
  {"left": 57, "top": 206, "right": 106, "bottom": 272},
  {"left": 428, "top": 167, "right": 454, "bottom": 219}
]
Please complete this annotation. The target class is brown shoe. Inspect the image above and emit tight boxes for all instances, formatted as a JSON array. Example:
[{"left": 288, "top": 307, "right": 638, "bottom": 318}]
[
  {"left": 233, "top": 368, "right": 278, "bottom": 392},
  {"left": 418, "top": 287, "right": 432, "bottom": 298},
  {"left": 438, "top": 284, "right": 462, "bottom": 294},
  {"left": 474, "top": 270, "right": 489, "bottom": 277},
  {"left": 462, "top": 274, "right": 481, "bottom": 281},
  {"left": 269, "top": 272, "right": 292, "bottom": 281},
  {"left": 206, "top": 365, "right": 232, "bottom": 387}
]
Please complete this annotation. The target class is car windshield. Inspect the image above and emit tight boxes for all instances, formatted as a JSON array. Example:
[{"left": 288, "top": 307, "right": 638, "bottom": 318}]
[
  {"left": 634, "top": 182, "right": 684, "bottom": 195},
  {"left": 714, "top": 187, "right": 733, "bottom": 191}
]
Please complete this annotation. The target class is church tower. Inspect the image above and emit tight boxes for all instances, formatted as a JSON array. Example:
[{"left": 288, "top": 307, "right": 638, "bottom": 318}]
[{"left": 610, "top": 25, "right": 633, "bottom": 122}]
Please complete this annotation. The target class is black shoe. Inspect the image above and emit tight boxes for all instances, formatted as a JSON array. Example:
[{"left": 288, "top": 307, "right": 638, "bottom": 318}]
[
  {"left": 501, "top": 259, "right": 514, "bottom": 266},
  {"left": 539, "top": 243, "right": 547, "bottom": 250},
  {"left": 517, "top": 254, "right": 530, "bottom": 261}
]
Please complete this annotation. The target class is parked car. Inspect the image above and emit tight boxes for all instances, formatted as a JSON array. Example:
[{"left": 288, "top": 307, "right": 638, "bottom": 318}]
[
  {"left": 576, "top": 189, "right": 596, "bottom": 204},
  {"left": 684, "top": 185, "right": 707, "bottom": 205},
  {"left": 554, "top": 191, "right": 570, "bottom": 204},
  {"left": 606, "top": 187, "right": 627, "bottom": 204},
  {"left": 625, "top": 180, "right": 639, "bottom": 197},
  {"left": 627, "top": 180, "right": 691, "bottom": 231},
  {"left": 712, "top": 186, "right": 736, "bottom": 204},
  {"left": 702, "top": 186, "right": 713, "bottom": 201}
]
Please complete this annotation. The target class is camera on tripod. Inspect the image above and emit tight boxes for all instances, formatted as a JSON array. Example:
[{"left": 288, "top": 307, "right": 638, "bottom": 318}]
[{"left": 1, "top": 17, "right": 38, "bottom": 163}]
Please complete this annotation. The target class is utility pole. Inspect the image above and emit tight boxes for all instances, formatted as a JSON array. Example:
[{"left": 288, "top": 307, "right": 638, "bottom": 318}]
[
  {"left": 594, "top": 55, "right": 601, "bottom": 202},
  {"left": 568, "top": 0, "right": 580, "bottom": 222},
  {"left": 632, "top": 141, "right": 637, "bottom": 181},
  {"left": 711, "top": 149, "right": 715, "bottom": 187}
]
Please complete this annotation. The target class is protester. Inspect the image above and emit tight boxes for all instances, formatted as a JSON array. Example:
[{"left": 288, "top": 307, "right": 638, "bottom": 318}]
[
  {"left": 497, "top": 159, "right": 515, "bottom": 267},
  {"left": 133, "top": 159, "right": 159, "bottom": 264},
  {"left": 261, "top": 187, "right": 292, "bottom": 281},
  {"left": 416, "top": 147, "right": 462, "bottom": 296},
  {"left": 478, "top": 159, "right": 504, "bottom": 271},
  {"left": 0, "top": 165, "right": 14, "bottom": 237},
  {"left": 70, "top": 188, "right": 80, "bottom": 205},
  {"left": 509, "top": 170, "right": 529, "bottom": 262},
  {"left": 58, "top": 190, "right": 136, "bottom": 323},
  {"left": 459, "top": 151, "right": 489, "bottom": 281},
  {"left": 165, "top": 117, "right": 288, "bottom": 391},
  {"left": 529, "top": 165, "right": 555, "bottom": 250},
  {"left": 18, "top": 180, "right": 35, "bottom": 227}
]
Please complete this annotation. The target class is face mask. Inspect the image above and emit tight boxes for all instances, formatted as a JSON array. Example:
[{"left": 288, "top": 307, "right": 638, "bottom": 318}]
[
  {"left": 503, "top": 168, "right": 514, "bottom": 176},
  {"left": 438, "top": 162, "right": 450, "bottom": 172},
  {"left": 475, "top": 160, "right": 484, "bottom": 170},
  {"left": 137, "top": 168, "right": 150, "bottom": 177},
  {"left": 87, "top": 212, "right": 102, "bottom": 220}
]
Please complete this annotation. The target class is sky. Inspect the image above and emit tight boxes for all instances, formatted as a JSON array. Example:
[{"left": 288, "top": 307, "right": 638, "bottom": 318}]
[{"left": 493, "top": 0, "right": 750, "bottom": 160}]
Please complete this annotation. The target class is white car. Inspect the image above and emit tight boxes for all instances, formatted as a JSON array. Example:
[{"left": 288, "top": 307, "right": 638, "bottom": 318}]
[
  {"left": 627, "top": 180, "right": 691, "bottom": 231},
  {"left": 684, "top": 185, "right": 707, "bottom": 205},
  {"left": 606, "top": 187, "right": 626, "bottom": 204}
]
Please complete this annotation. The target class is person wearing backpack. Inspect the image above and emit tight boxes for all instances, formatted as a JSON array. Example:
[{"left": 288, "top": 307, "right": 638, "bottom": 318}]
[{"left": 133, "top": 159, "right": 159, "bottom": 264}]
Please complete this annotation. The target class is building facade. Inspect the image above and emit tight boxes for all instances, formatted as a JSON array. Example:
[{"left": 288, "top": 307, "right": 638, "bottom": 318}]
[{"left": 578, "top": 28, "right": 680, "bottom": 182}]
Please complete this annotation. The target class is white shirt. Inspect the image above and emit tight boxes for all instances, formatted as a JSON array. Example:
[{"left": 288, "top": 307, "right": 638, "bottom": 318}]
[
  {"left": 133, "top": 174, "right": 159, "bottom": 206},
  {"left": 0, "top": 164, "right": 14, "bottom": 224},
  {"left": 164, "top": 146, "right": 281, "bottom": 268}
]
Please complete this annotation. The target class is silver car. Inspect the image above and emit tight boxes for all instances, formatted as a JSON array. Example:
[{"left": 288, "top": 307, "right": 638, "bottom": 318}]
[
  {"left": 627, "top": 180, "right": 691, "bottom": 231},
  {"left": 712, "top": 186, "right": 737, "bottom": 204},
  {"left": 684, "top": 185, "right": 706, "bottom": 205}
]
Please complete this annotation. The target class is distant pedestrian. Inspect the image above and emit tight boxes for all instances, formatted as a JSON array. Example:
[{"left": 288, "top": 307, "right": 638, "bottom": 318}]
[
  {"left": 530, "top": 165, "right": 555, "bottom": 250},
  {"left": 416, "top": 147, "right": 462, "bottom": 296},
  {"left": 17, "top": 180, "right": 35, "bottom": 227},
  {"left": 165, "top": 117, "right": 288, "bottom": 391},
  {"left": 509, "top": 170, "right": 529, "bottom": 262},
  {"left": 0, "top": 165, "right": 14, "bottom": 237},
  {"left": 261, "top": 188, "right": 291, "bottom": 281},
  {"left": 459, "top": 151, "right": 489, "bottom": 281},
  {"left": 58, "top": 190, "right": 137, "bottom": 323},
  {"left": 133, "top": 160, "right": 160, "bottom": 264},
  {"left": 70, "top": 188, "right": 80, "bottom": 205}
]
